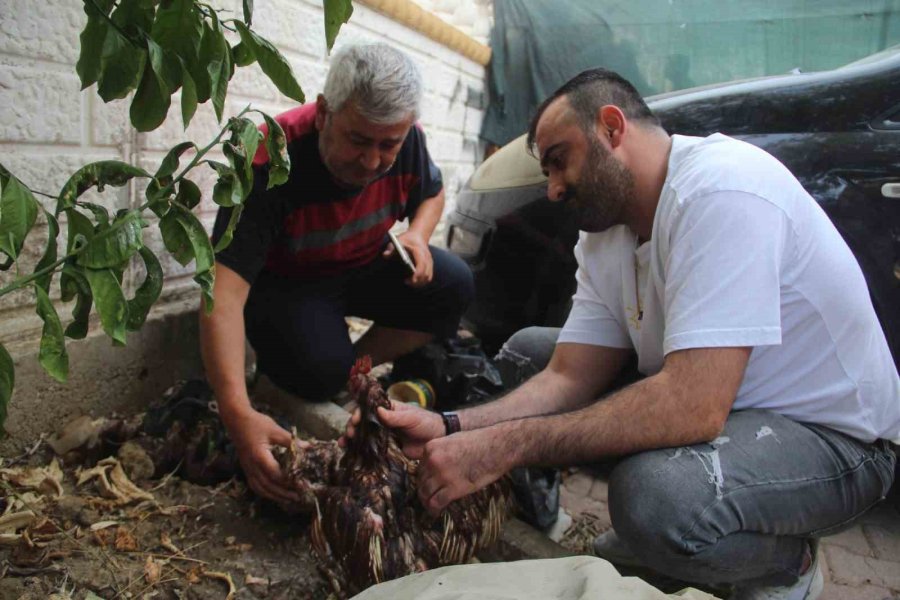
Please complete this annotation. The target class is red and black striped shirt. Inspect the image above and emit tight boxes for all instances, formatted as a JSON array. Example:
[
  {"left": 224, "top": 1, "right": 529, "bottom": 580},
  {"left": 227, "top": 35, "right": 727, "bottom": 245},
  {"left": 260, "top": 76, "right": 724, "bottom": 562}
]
[{"left": 212, "top": 104, "right": 443, "bottom": 282}]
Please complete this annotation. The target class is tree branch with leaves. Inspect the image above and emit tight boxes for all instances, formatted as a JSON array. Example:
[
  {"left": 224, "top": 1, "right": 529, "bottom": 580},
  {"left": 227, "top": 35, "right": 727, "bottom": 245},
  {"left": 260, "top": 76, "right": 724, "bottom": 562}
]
[{"left": 0, "top": 0, "right": 354, "bottom": 433}]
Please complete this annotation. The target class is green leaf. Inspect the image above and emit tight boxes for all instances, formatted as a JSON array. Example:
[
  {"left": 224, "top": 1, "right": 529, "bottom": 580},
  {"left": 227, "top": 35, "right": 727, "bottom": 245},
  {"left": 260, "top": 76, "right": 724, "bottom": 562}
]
[
  {"left": 213, "top": 204, "right": 242, "bottom": 253},
  {"left": 195, "top": 268, "right": 215, "bottom": 314},
  {"left": 34, "top": 210, "right": 60, "bottom": 293},
  {"left": 233, "top": 22, "right": 304, "bottom": 103},
  {"left": 130, "top": 41, "right": 172, "bottom": 132},
  {"left": 76, "top": 210, "right": 144, "bottom": 269},
  {"left": 113, "top": 0, "right": 155, "bottom": 36},
  {"left": 234, "top": 118, "right": 261, "bottom": 174},
  {"left": 60, "top": 265, "right": 93, "bottom": 339},
  {"left": 78, "top": 202, "right": 110, "bottom": 227},
  {"left": 65, "top": 208, "right": 95, "bottom": 254},
  {"left": 176, "top": 179, "right": 201, "bottom": 210},
  {"left": 126, "top": 246, "right": 163, "bottom": 330},
  {"left": 231, "top": 42, "right": 256, "bottom": 67},
  {"left": 34, "top": 285, "right": 68, "bottom": 383},
  {"left": 0, "top": 174, "right": 39, "bottom": 267},
  {"left": 152, "top": 0, "right": 206, "bottom": 104},
  {"left": 97, "top": 30, "right": 145, "bottom": 102},
  {"left": 194, "top": 19, "right": 217, "bottom": 103},
  {"left": 260, "top": 112, "right": 290, "bottom": 188},
  {"left": 209, "top": 161, "right": 241, "bottom": 208},
  {"left": 151, "top": 0, "right": 201, "bottom": 62},
  {"left": 222, "top": 143, "right": 249, "bottom": 204},
  {"left": 173, "top": 204, "right": 214, "bottom": 277},
  {"left": 84, "top": 267, "right": 128, "bottom": 345},
  {"left": 162, "top": 204, "right": 215, "bottom": 311},
  {"left": 76, "top": 0, "right": 115, "bottom": 89},
  {"left": 242, "top": 0, "right": 254, "bottom": 26},
  {"left": 57, "top": 162, "right": 150, "bottom": 215},
  {"left": 205, "top": 20, "right": 231, "bottom": 122},
  {"left": 324, "top": 0, "right": 354, "bottom": 52},
  {"left": 181, "top": 66, "right": 198, "bottom": 129},
  {"left": 155, "top": 141, "right": 197, "bottom": 181},
  {"left": 159, "top": 211, "right": 194, "bottom": 266},
  {"left": 0, "top": 342, "right": 13, "bottom": 435}
]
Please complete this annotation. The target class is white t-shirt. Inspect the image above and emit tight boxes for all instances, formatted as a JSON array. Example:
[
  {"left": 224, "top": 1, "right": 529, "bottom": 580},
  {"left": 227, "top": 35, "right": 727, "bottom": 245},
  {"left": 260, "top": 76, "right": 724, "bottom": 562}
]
[{"left": 559, "top": 133, "right": 900, "bottom": 444}]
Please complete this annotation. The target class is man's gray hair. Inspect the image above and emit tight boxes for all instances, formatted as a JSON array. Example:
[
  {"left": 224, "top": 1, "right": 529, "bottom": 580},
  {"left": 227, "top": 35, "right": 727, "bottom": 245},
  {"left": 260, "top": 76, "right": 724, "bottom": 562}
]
[{"left": 323, "top": 43, "right": 423, "bottom": 124}]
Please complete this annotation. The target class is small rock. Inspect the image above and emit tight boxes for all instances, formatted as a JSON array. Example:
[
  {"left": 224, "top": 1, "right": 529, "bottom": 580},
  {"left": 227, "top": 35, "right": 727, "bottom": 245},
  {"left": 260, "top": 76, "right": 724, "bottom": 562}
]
[{"left": 118, "top": 441, "right": 155, "bottom": 481}]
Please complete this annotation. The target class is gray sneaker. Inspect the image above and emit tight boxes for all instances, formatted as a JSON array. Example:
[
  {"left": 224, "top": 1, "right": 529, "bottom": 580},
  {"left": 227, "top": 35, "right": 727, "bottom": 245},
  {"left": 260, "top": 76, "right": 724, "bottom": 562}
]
[
  {"left": 731, "top": 542, "right": 823, "bottom": 600},
  {"left": 592, "top": 528, "right": 644, "bottom": 567}
]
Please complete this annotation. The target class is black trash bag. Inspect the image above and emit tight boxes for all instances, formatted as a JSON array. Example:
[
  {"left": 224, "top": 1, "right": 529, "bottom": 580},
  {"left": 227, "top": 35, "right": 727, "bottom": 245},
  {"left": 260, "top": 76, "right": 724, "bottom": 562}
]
[
  {"left": 388, "top": 336, "right": 504, "bottom": 411},
  {"left": 509, "top": 467, "right": 561, "bottom": 531}
]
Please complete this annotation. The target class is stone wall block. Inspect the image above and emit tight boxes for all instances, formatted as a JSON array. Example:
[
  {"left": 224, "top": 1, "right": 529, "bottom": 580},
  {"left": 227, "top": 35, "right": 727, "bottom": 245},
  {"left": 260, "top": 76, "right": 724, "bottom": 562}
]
[
  {"left": 90, "top": 92, "right": 133, "bottom": 148},
  {"left": 0, "top": 0, "right": 84, "bottom": 64},
  {"left": 0, "top": 65, "right": 81, "bottom": 144},
  {"left": 252, "top": 0, "right": 327, "bottom": 60},
  {"left": 140, "top": 102, "right": 223, "bottom": 153},
  {"left": 229, "top": 63, "right": 283, "bottom": 104}
]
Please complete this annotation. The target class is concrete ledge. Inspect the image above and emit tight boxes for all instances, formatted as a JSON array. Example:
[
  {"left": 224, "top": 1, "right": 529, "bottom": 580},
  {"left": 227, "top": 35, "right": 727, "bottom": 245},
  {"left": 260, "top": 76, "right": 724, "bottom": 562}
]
[
  {"left": 356, "top": 0, "right": 491, "bottom": 65},
  {"left": 253, "top": 377, "right": 351, "bottom": 441},
  {"left": 1, "top": 300, "right": 203, "bottom": 456}
]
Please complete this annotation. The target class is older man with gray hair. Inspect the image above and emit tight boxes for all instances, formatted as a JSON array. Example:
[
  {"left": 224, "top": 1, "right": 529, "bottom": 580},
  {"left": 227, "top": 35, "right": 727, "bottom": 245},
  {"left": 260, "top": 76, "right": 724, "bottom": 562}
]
[{"left": 200, "top": 44, "right": 474, "bottom": 503}]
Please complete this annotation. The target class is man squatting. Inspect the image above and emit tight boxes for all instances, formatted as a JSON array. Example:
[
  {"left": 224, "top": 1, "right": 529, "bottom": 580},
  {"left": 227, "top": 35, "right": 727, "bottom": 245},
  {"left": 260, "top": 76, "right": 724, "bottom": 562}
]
[
  {"left": 200, "top": 44, "right": 474, "bottom": 504},
  {"left": 346, "top": 68, "right": 900, "bottom": 599}
]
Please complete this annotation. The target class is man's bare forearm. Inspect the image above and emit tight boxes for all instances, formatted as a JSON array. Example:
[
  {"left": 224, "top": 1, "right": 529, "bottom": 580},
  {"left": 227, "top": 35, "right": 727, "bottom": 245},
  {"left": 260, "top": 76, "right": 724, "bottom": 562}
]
[
  {"left": 199, "top": 265, "right": 254, "bottom": 428},
  {"left": 457, "top": 343, "right": 632, "bottom": 431},
  {"left": 493, "top": 347, "right": 749, "bottom": 468},
  {"left": 408, "top": 191, "right": 444, "bottom": 240},
  {"left": 457, "top": 367, "right": 597, "bottom": 430}
]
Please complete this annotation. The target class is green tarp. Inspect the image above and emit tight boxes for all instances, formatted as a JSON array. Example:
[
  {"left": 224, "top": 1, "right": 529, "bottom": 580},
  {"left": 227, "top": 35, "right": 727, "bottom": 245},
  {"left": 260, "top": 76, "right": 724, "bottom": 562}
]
[{"left": 482, "top": 0, "right": 900, "bottom": 146}]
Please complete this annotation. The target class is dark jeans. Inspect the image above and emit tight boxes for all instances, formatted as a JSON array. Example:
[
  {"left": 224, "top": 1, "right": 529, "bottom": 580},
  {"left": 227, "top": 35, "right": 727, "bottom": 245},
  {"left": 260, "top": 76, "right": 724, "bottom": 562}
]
[
  {"left": 245, "top": 246, "right": 474, "bottom": 399},
  {"left": 499, "top": 326, "right": 897, "bottom": 585}
]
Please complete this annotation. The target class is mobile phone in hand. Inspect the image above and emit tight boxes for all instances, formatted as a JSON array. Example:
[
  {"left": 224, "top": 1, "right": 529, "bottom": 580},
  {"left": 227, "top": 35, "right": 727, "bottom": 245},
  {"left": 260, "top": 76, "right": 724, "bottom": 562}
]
[{"left": 388, "top": 230, "right": 416, "bottom": 275}]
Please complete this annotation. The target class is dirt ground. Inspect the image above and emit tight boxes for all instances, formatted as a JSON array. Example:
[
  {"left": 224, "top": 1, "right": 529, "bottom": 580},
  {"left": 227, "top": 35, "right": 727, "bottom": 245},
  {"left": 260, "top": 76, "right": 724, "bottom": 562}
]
[{"left": 0, "top": 443, "right": 332, "bottom": 600}]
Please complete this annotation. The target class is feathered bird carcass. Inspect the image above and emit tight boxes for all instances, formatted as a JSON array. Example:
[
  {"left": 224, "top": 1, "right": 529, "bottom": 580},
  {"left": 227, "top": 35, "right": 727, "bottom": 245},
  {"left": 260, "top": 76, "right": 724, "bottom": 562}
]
[{"left": 277, "top": 357, "right": 514, "bottom": 597}]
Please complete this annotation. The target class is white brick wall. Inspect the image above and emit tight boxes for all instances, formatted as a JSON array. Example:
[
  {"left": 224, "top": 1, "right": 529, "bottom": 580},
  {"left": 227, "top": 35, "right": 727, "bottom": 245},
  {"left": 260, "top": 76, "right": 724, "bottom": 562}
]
[{"left": 0, "top": 0, "right": 487, "bottom": 348}]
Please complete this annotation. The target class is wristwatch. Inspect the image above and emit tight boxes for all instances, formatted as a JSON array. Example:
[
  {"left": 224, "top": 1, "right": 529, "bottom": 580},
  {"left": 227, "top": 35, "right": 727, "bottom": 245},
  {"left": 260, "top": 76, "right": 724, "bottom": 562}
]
[{"left": 440, "top": 411, "right": 461, "bottom": 436}]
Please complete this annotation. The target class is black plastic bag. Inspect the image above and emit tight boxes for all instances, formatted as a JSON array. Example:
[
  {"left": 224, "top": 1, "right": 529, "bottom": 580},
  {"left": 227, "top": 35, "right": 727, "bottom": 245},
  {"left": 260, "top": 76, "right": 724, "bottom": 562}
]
[{"left": 389, "top": 336, "right": 504, "bottom": 411}]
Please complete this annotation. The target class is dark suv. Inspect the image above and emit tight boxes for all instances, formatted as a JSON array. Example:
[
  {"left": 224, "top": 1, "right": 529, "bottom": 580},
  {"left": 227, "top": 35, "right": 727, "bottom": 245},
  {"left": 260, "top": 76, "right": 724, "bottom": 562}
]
[{"left": 446, "top": 47, "right": 900, "bottom": 363}]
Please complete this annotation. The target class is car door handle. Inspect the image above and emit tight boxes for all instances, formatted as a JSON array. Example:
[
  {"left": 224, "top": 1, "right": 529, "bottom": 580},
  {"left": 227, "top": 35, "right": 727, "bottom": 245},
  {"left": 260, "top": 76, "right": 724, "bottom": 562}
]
[{"left": 882, "top": 183, "right": 900, "bottom": 198}]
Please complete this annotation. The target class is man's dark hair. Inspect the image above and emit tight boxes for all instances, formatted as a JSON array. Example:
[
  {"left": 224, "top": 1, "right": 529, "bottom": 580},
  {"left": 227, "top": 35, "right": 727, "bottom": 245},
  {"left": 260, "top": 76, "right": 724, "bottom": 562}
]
[{"left": 526, "top": 68, "right": 660, "bottom": 151}]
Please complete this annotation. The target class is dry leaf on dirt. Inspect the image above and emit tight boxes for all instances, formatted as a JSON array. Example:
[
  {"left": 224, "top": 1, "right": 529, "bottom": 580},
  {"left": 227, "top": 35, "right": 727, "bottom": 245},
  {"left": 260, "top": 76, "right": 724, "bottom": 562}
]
[
  {"left": 203, "top": 569, "right": 237, "bottom": 599},
  {"left": 160, "top": 531, "right": 180, "bottom": 554},
  {"left": 0, "top": 510, "right": 37, "bottom": 534},
  {"left": 47, "top": 415, "right": 109, "bottom": 455},
  {"left": 115, "top": 526, "right": 138, "bottom": 551},
  {"left": 0, "top": 458, "right": 64, "bottom": 498},
  {"left": 77, "top": 458, "right": 154, "bottom": 504},
  {"left": 145, "top": 555, "right": 162, "bottom": 584},
  {"left": 186, "top": 565, "right": 202, "bottom": 584},
  {"left": 90, "top": 520, "right": 119, "bottom": 531}
]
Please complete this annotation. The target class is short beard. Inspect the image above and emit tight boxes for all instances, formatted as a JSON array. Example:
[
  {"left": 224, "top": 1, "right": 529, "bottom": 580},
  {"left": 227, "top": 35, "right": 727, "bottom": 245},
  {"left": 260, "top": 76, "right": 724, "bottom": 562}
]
[{"left": 565, "top": 137, "right": 636, "bottom": 233}]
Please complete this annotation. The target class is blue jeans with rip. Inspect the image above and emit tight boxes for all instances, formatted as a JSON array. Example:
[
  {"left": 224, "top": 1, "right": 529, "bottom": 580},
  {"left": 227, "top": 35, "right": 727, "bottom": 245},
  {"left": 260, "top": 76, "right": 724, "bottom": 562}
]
[{"left": 496, "top": 326, "right": 897, "bottom": 586}]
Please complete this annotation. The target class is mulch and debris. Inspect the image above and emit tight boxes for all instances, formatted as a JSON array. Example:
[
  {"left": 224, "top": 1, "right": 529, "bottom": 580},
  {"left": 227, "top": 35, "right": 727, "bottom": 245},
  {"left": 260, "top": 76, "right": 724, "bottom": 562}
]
[
  {"left": 0, "top": 423, "right": 331, "bottom": 600},
  {"left": 0, "top": 449, "right": 332, "bottom": 599}
]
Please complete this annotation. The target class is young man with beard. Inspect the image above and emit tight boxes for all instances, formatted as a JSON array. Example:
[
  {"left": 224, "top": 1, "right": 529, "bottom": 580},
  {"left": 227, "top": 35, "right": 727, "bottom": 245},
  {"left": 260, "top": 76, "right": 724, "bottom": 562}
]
[
  {"left": 345, "top": 68, "right": 899, "bottom": 599},
  {"left": 200, "top": 44, "right": 473, "bottom": 504}
]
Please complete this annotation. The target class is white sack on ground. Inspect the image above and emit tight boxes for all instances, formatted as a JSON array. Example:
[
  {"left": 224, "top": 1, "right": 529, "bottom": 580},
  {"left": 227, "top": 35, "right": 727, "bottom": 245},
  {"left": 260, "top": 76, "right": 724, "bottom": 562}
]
[{"left": 351, "top": 555, "right": 720, "bottom": 600}]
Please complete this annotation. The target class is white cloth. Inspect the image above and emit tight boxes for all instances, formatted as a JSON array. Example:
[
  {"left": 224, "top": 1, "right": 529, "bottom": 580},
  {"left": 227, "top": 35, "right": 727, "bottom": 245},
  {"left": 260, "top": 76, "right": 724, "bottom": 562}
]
[
  {"left": 351, "top": 556, "right": 720, "bottom": 600},
  {"left": 559, "top": 133, "right": 900, "bottom": 444}
]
